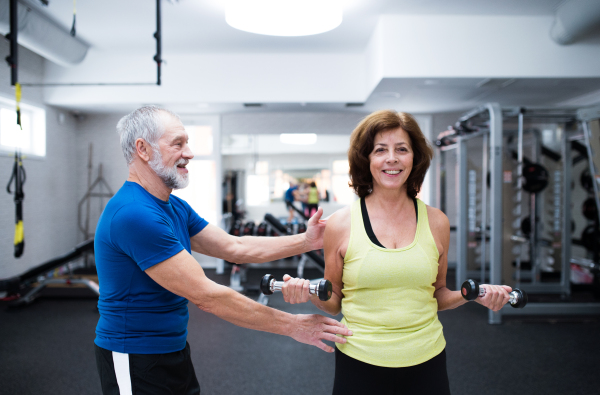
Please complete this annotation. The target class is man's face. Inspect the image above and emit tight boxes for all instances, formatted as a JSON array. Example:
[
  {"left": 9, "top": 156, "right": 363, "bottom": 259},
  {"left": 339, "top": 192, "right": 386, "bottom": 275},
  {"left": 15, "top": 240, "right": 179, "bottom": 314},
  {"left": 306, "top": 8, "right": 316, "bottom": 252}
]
[{"left": 148, "top": 114, "right": 194, "bottom": 190}]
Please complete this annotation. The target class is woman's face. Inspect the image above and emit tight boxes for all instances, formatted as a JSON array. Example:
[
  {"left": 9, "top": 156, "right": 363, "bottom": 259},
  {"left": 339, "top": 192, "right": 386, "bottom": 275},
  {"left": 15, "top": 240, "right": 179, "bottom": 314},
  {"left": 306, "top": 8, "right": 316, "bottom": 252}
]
[{"left": 368, "top": 127, "right": 413, "bottom": 194}]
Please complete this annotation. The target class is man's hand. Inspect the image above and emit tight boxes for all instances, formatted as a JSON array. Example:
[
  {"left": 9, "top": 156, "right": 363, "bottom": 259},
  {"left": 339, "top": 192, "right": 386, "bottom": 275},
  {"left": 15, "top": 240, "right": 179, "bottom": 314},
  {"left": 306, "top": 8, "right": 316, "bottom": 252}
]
[
  {"left": 289, "top": 314, "right": 352, "bottom": 353},
  {"left": 304, "top": 207, "right": 327, "bottom": 251}
]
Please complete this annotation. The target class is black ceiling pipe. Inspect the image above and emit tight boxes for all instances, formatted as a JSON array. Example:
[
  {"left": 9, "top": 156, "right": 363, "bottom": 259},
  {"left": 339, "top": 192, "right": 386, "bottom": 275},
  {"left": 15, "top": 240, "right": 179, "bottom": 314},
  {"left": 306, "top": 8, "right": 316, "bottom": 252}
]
[
  {"left": 154, "top": 0, "right": 162, "bottom": 86},
  {"left": 5, "top": 0, "right": 18, "bottom": 86}
]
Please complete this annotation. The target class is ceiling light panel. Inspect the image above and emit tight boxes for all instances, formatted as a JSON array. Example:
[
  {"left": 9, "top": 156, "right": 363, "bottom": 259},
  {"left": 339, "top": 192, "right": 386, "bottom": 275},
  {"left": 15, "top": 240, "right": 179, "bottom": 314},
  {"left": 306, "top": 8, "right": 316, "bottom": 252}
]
[{"left": 225, "top": 0, "right": 343, "bottom": 37}]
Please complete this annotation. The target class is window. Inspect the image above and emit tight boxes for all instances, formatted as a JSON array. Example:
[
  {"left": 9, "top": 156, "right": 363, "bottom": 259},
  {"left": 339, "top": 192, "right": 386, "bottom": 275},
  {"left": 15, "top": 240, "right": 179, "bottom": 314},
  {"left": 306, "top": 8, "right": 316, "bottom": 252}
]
[
  {"left": 0, "top": 97, "right": 46, "bottom": 157},
  {"left": 172, "top": 160, "right": 218, "bottom": 224},
  {"left": 186, "top": 125, "right": 213, "bottom": 156},
  {"left": 246, "top": 161, "right": 270, "bottom": 206},
  {"left": 171, "top": 120, "right": 220, "bottom": 225},
  {"left": 331, "top": 159, "right": 356, "bottom": 204}
]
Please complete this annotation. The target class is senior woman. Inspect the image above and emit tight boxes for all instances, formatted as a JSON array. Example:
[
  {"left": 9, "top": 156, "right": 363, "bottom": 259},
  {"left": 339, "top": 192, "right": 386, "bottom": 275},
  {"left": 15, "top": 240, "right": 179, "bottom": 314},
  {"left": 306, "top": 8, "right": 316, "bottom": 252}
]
[{"left": 281, "top": 110, "right": 513, "bottom": 394}]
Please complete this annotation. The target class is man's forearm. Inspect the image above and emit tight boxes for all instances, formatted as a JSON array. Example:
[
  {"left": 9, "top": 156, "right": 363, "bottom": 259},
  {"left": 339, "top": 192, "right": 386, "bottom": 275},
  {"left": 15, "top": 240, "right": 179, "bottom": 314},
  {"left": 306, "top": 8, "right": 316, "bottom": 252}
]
[
  {"left": 228, "top": 233, "right": 309, "bottom": 264},
  {"left": 193, "top": 280, "right": 295, "bottom": 333}
]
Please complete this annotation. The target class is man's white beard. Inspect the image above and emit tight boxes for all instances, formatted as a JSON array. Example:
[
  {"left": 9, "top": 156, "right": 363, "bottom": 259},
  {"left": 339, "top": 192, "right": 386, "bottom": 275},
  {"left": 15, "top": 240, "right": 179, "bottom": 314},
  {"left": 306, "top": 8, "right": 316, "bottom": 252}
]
[{"left": 149, "top": 149, "right": 190, "bottom": 190}]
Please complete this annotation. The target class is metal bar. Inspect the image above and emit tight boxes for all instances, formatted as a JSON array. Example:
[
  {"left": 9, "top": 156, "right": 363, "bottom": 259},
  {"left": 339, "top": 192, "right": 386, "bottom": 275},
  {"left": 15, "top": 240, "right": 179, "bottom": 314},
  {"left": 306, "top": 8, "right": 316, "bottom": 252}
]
[
  {"left": 480, "top": 133, "right": 488, "bottom": 283},
  {"left": 438, "top": 131, "right": 489, "bottom": 150},
  {"left": 530, "top": 130, "right": 541, "bottom": 284},
  {"left": 487, "top": 103, "right": 503, "bottom": 324},
  {"left": 561, "top": 128, "right": 572, "bottom": 296},
  {"left": 570, "top": 257, "right": 598, "bottom": 270},
  {"left": 20, "top": 82, "right": 157, "bottom": 87},
  {"left": 458, "top": 105, "right": 489, "bottom": 123},
  {"left": 515, "top": 110, "right": 524, "bottom": 287},
  {"left": 456, "top": 136, "right": 469, "bottom": 291},
  {"left": 577, "top": 106, "right": 600, "bottom": 122},
  {"left": 440, "top": 145, "right": 458, "bottom": 152},
  {"left": 582, "top": 121, "right": 600, "bottom": 226},
  {"left": 435, "top": 149, "right": 442, "bottom": 209}
]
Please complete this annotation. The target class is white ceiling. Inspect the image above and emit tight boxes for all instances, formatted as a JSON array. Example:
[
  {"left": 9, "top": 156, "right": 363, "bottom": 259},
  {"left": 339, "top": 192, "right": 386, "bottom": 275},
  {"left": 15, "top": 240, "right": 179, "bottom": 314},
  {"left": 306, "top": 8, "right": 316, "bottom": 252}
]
[
  {"left": 18, "top": 0, "right": 600, "bottom": 114},
  {"left": 26, "top": 0, "right": 564, "bottom": 52}
]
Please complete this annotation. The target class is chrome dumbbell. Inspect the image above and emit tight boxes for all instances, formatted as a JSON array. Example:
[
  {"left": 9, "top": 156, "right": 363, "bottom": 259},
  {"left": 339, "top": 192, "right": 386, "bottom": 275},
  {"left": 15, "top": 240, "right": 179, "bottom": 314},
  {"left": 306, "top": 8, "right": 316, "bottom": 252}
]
[
  {"left": 260, "top": 274, "right": 333, "bottom": 301},
  {"left": 461, "top": 279, "right": 527, "bottom": 308}
]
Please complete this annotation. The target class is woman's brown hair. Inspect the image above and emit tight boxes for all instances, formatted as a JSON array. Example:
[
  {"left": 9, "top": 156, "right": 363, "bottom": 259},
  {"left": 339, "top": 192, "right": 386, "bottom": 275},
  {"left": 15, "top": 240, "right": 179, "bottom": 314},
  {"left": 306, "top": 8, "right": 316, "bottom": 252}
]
[{"left": 348, "top": 110, "right": 434, "bottom": 199}]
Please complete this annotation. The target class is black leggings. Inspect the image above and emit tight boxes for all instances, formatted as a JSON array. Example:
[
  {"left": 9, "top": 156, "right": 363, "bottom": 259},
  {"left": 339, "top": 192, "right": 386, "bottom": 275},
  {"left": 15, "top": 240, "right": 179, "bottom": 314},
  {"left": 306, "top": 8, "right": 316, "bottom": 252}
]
[{"left": 332, "top": 348, "right": 451, "bottom": 395}]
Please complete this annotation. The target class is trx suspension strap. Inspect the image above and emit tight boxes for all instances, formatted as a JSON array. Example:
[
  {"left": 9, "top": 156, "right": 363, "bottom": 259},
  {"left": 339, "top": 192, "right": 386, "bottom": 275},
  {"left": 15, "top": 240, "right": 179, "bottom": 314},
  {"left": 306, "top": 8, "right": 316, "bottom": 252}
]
[
  {"left": 70, "top": 0, "right": 77, "bottom": 37},
  {"left": 6, "top": 84, "right": 26, "bottom": 258},
  {"left": 5, "top": 0, "right": 25, "bottom": 258}
]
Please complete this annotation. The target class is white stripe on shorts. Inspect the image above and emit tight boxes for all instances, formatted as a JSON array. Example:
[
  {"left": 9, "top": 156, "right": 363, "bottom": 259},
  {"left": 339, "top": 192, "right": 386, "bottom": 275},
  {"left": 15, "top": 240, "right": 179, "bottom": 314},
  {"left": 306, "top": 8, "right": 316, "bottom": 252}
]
[{"left": 112, "top": 351, "right": 133, "bottom": 395}]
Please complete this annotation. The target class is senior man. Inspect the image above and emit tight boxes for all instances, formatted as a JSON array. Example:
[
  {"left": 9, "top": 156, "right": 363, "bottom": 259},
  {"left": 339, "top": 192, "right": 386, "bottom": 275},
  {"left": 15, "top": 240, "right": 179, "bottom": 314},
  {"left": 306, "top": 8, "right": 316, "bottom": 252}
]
[{"left": 94, "top": 106, "right": 351, "bottom": 395}]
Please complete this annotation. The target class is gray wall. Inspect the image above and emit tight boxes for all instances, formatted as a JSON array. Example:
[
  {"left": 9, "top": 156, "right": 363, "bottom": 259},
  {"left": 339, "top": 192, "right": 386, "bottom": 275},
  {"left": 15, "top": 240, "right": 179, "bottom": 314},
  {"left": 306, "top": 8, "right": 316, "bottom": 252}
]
[
  {"left": 73, "top": 113, "right": 130, "bottom": 245},
  {"left": 0, "top": 41, "right": 80, "bottom": 278}
]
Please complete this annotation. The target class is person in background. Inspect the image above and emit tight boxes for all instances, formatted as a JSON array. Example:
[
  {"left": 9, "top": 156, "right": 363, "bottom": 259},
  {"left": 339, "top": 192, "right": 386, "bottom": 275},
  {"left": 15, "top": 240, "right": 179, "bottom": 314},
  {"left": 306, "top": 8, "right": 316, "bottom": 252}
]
[
  {"left": 284, "top": 181, "right": 300, "bottom": 223},
  {"left": 306, "top": 181, "right": 320, "bottom": 218}
]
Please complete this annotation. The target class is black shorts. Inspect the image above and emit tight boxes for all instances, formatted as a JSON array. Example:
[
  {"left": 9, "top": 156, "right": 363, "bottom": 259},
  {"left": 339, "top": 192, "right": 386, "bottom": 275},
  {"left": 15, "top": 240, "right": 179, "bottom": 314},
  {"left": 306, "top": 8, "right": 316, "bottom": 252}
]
[
  {"left": 95, "top": 342, "right": 200, "bottom": 395},
  {"left": 332, "top": 348, "right": 451, "bottom": 395}
]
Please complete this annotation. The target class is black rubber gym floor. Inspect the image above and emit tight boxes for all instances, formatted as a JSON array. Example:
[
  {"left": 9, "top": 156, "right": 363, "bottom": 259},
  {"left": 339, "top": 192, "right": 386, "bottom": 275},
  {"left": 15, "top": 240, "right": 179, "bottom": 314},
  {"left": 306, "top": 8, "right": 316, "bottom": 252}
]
[{"left": 1, "top": 267, "right": 598, "bottom": 395}]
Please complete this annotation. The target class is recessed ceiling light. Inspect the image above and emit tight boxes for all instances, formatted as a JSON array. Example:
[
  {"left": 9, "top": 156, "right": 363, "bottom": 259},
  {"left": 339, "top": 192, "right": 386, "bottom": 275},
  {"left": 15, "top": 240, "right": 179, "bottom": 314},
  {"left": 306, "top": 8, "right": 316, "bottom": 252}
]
[
  {"left": 280, "top": 133, "right": 317, "bottom": 145},
  {"left": 225, "top": 0, "right": 343, "bottom": 37},
  {"left": 424, "top": 80, "right": 439, "bottom": 85}
]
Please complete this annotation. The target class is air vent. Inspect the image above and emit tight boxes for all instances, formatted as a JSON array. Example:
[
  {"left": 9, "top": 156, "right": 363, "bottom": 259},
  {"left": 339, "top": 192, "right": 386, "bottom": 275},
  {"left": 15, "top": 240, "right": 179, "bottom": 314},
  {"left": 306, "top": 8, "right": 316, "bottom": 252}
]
[
  {"left": 345, "top": 103, "right": 364, "bottom": 107},
  {"left": 244, "top": 103, "right": 263, "bottom": 107}
]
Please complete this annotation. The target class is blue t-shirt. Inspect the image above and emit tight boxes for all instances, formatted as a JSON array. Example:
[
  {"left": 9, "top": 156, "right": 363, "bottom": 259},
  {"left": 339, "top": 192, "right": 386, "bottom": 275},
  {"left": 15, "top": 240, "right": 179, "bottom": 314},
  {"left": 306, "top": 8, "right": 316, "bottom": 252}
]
[
  {"left": 285, "top": 186, "right": 298, "bottom": 202},
  {"left": 94, "top": 181, "right": 208, "bottom": 354}
]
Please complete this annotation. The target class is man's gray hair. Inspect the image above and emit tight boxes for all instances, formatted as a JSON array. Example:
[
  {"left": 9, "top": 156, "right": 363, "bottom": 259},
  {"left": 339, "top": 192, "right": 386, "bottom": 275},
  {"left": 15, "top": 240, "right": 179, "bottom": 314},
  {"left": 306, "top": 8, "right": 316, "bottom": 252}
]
[{"left": 116, "top": 105, "right": 181, "bottom": 165}]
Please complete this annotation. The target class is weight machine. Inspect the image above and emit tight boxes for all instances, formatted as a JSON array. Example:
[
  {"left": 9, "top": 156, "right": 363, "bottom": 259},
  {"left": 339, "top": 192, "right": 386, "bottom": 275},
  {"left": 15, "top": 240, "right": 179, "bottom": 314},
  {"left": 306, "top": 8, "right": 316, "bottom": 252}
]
[{"left": 436, "top": 103, "right": 600, "bottom": 324}]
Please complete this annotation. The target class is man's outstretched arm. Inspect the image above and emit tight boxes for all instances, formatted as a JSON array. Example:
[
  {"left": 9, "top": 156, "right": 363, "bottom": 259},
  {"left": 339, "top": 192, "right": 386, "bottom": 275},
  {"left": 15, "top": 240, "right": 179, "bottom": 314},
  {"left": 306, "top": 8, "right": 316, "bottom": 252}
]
[
  {"left": 191, "top": 207, "right": 326, "bottom": 264},
  {"left": 145, "top": 248, "right": 352, "bottom": 352}
]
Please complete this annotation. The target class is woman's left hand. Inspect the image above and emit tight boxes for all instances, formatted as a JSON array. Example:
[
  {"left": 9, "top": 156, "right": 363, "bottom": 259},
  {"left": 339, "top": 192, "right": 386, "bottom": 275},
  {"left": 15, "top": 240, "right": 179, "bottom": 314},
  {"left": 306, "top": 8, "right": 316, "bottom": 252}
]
[
  {"left": 475, "top": 284, "right": 513, "bottom": 311},
  {"left": 281, "top": 274, "right": 312, "bottom": 304}
]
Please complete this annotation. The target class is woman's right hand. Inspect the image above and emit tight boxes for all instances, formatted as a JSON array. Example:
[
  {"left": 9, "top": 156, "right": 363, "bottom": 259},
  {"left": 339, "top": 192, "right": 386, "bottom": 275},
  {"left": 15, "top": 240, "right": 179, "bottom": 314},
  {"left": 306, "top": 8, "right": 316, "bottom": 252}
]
[{"left": 281, "top": 274, "right": 312, "bottom": 304}]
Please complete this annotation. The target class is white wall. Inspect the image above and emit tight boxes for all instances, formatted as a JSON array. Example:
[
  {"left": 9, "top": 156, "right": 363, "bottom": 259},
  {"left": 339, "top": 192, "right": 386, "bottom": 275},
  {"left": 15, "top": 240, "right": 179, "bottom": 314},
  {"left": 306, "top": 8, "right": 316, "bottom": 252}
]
[{"left": 0, "top": 40, "right": 80, "bottom": 279}]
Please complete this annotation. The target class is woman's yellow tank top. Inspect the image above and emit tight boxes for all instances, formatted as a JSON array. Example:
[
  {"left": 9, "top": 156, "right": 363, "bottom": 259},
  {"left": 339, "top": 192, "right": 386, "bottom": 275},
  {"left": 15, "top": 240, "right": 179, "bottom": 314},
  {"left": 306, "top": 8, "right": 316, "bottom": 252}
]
[
  {"left": 308, "top": 187, "right": 319, "bottom": 204},
  {"left": 336, "top": 198, "right": 446, "bottom": 367}
]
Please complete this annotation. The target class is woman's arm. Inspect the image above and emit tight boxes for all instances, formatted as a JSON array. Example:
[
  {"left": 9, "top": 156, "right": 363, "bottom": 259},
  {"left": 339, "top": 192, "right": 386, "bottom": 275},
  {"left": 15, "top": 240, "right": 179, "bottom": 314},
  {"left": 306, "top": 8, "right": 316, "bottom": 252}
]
[
  {"left": 310, "top": 208, "right": 350, "bottom": 315},
  {"left": 281, "top": 207, "right": 350, "bottom": 316},
  {"left": 429, "top": 206, "right": 512, "bottom": 311}
]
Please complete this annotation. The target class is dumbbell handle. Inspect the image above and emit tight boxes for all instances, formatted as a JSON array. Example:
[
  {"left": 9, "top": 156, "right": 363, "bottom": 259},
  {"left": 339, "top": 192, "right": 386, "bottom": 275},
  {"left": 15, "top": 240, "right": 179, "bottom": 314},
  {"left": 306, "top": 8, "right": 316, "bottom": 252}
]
[
  {"left": 476, "top": 287, "right": 520, "bottom": 305},
  {"left": 268, "top": 279, "right": 320, "bottom": 296}
]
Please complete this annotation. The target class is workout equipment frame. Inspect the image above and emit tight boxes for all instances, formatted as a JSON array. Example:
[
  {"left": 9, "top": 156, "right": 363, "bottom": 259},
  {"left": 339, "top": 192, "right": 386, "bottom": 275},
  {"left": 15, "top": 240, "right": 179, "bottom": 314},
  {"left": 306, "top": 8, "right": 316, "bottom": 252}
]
[{"left": 438, "top": 104, "right": 600, "bottom": 323}]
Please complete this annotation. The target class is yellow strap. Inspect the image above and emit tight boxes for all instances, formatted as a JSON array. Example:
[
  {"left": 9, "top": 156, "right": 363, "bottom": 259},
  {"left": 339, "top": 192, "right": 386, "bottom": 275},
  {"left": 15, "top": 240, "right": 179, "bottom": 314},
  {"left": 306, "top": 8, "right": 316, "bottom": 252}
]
[
  {"left": 73, "top": 0, "right": 76, "bottom": 14},
  {"left": 14, "top": 220, "right": 24, "bottom": 244},
  {"left": 15, "top": 82, "right": 21, "bottom": 108}
]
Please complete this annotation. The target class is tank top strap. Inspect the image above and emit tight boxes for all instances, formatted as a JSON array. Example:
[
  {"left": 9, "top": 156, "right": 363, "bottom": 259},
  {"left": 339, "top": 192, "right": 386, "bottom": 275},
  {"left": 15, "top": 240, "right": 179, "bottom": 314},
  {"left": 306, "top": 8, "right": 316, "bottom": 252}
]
[{"left": 415, "top": 199, "right": 441, "bottom": 258}]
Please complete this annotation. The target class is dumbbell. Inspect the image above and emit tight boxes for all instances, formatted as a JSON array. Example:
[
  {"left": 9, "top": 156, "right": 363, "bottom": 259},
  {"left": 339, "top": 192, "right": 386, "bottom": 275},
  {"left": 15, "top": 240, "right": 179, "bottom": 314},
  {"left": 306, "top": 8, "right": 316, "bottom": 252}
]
[
  {"left": 461, "top": 279, "right": 527, "bottom": 308},
  {"left": 260, "top": 274, "right": 332, "bottom": 301}
]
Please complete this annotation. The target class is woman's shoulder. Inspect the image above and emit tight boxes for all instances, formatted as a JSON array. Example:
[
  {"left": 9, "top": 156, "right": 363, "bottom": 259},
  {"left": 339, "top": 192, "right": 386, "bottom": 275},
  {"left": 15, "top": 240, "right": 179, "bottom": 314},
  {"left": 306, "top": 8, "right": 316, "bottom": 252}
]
[
  {"left": 424, "top": 203, "right": 450, "bottom": 233},
  {"left": 325, "top": 205, "right": 352, "bottom": 234}
]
